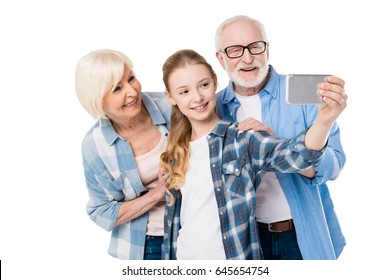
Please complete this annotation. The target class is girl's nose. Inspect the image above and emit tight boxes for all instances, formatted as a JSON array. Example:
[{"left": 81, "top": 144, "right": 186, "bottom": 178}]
[{"left": 193, "top": 91, "right": 204, "bottom": 102}]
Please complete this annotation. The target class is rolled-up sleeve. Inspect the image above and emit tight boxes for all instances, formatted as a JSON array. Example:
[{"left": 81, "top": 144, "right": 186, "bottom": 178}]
[{"left": 83, "top": 156, "right": 122, "bottom": 232}]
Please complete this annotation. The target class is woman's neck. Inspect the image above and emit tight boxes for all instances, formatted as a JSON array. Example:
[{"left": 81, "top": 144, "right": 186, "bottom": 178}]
[{"left": 111, "top": 104, "right": 150, "bottom": 136}]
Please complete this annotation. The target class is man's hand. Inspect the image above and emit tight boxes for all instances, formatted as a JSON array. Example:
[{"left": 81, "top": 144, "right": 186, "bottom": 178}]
[{"left": 237, "top": 117, "right": 274, "bottom": 136}]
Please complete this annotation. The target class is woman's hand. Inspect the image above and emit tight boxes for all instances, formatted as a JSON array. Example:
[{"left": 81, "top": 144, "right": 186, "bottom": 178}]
[{"left": 150, "top": 165, "right": 169, "bottom": 201}]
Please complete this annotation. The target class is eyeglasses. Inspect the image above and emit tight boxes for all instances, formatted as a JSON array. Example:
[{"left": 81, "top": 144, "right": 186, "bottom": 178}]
[{"left": 220, "top": 41, "right": 267, "bottom": 59}]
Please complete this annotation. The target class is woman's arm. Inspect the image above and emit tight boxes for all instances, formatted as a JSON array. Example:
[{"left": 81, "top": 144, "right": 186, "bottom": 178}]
[{"left": 114, "top": 166, "right": 167, "bottom": 227}]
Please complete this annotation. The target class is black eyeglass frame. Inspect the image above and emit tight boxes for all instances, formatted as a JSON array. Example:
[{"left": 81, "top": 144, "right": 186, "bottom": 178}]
[{"left": 220, "top": 40, "right": 268, "bottom": 59}]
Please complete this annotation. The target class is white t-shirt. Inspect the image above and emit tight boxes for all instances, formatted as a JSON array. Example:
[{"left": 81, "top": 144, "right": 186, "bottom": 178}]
[
  {"left": 176, "top": 134, "right": 226, "bottom": 260},
  {"left": 235, "top": 93, "right": 292, "bottom": 223}
]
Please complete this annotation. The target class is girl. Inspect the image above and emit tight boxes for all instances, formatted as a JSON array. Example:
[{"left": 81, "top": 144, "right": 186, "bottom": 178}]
[{"left": 160, "top": 49, "right": 347, "bottom": 260}]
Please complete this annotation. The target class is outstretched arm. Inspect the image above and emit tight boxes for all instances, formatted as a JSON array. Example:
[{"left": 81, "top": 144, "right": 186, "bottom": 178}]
[{"left": 305, "top": 76, "right": 347, "bottom": 151}]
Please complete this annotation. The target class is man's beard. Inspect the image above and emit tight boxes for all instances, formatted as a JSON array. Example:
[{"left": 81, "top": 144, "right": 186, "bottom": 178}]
[{"left": 226, "top": 59, "right": 269, "bottom": 89}]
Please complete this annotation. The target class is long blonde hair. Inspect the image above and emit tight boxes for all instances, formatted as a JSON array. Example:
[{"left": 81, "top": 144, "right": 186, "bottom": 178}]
[{"left": 160, "top": 49, "right": 217, "bottom": 205}]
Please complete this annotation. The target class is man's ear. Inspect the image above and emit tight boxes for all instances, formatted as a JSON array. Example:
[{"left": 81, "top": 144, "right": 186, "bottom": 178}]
[
  {"left": 165, "top": 90, "right": 177, "bottom": 105},
  {"left": 216, "top": 51, "right": 226, "bottom": 70},
  {"left": 266, "top": 43, "right": 270, "bottom": 61}
]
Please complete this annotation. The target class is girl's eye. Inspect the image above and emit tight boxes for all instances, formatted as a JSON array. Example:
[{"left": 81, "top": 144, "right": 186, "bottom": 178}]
[
  {"left": 179, "top": 90, "right": 189, "bottom": 95},
  {"left": 113, "top": 85, "right": 121, "bottom": 92},
  {"left": 201, "top": 82, "right": 209, "bottom": 88}
]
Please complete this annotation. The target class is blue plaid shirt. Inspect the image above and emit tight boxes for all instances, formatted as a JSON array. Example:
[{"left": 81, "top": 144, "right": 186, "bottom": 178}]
[
  {"left": 81, "top": 92, "right": 171, "bottom": 260},
  {"left": 162, "top": 120, "right": 326, "bottom": 260}
]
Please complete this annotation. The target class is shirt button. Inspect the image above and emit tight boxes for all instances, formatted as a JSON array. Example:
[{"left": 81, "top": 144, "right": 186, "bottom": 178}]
[
  {"left": 217, "top": 188, "right": 220, "bottom": 192},
  {"left": 235, "top": 168, "right": 239, "bottom": 172},
  {"left": 212, "top": 164, "right": 216, "bottom": 167},
  {"left": 220, "top": 211, "right": 223, "bottom": 215},
  {"left": 223, "top": 235, "right": 227, "bottom": 240}
]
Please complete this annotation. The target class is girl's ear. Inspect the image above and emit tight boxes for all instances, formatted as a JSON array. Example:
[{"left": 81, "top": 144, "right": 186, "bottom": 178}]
[{"left": 165, "top": 90, "right": 177, "bottom": 105}]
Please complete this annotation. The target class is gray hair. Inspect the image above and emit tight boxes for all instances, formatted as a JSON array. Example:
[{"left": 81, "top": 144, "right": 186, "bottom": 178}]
[{"left": 215, "top": 15, "right": 268, "bottom": 51}]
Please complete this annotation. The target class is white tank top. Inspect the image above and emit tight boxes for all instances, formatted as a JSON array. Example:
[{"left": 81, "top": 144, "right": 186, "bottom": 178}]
[{"left": 135, "top": 131, "right": 167, "bottom": 236}]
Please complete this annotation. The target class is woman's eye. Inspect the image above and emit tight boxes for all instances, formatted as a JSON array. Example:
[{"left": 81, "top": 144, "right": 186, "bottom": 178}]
[
  {"left": 113, "top": 86, "right": 121, "bottom": 92},
  {"left": 179, "top": 90, "right": 188, "bottom": 95},
  {"left": 128, "top": 75, "right": 136, "bottom": 83}
]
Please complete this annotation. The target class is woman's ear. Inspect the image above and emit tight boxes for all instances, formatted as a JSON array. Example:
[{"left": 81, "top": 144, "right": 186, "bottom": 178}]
[{"left": 165, "top": 90, "right": 177, "bottom": 105}]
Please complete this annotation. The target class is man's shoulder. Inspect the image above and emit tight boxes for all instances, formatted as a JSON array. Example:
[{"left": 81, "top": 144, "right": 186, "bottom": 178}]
[{"left": 216, "top": 87, "right": 229, "bottom": 99}]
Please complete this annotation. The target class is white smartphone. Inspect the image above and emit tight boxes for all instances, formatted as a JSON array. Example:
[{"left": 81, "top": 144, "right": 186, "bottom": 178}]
[{"left": 286, "top": 74, "right": 330, "bottom": 105}]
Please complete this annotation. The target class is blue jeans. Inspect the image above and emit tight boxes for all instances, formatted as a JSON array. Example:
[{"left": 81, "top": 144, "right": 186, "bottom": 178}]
[
  {"left": 258, "top": 223, "right": 303, "bottom": 260},
  {"left": 143, "top": 235, "right": 163, "bottom": 260}
]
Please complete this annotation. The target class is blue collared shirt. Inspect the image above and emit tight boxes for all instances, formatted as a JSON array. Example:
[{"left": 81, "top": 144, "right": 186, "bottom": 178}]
[
  {"left": 162, "top": 120, "right": 326, "bottom": 260},
  {"left": 81, "top": 92, "right": 171, "bottom": 260},
  {"left": 215, "top": 65, "right": 346, "bottom": 259}
]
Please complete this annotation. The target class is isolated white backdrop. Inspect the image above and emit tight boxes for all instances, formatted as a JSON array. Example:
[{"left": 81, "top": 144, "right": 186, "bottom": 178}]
[{"left": 1, "top": 0, "right": 389, "bottom": 279}]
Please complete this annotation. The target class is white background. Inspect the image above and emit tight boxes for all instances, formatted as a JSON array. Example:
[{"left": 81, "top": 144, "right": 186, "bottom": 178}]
[{"left": 1, "top": 0, "right": 389, "bottom": 279}]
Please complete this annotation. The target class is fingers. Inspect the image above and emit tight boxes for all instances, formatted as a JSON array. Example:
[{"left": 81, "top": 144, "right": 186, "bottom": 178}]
[
  {"left": 327, "top": 75, "right": 345, "bottom": 88},
  {"left": 320, "top": 76, "right": 348, "bottom": 107},
  {"left": 237, "top": 118, "right": 275, "bottom": 135}
]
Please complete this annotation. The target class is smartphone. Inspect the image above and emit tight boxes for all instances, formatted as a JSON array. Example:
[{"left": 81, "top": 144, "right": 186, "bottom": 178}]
[{"left": 286, "top": 74, "right": 330, "bottom": 105}]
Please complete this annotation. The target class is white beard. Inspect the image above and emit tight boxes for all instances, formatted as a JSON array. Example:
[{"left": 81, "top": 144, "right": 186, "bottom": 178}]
[{"left": 225, "top": 58, "right": 269, "bottom": 89}]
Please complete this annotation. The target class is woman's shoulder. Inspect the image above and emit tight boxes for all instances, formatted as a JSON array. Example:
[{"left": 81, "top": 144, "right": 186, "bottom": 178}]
[
  {"left": 81, "top": 119, "right": 113, "bottom": 155},
  {"left": 142, "top": 91, "right": 166, "bottom": 102},
  {"left": 142, "top": 92, "right": 172, "bottom": 119}
]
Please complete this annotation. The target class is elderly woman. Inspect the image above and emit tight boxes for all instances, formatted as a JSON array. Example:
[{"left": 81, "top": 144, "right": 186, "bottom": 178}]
[{"left": 75, "top": 49, "right": 171, "bottom": 260}]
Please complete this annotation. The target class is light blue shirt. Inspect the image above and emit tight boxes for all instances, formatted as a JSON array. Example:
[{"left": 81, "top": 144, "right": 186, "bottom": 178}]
[
  {"left": 81, "top": 92, "right": 171, "bottom": 259},
  {"left": 215, "top": 65, "right": 346, "bottom": 259}
]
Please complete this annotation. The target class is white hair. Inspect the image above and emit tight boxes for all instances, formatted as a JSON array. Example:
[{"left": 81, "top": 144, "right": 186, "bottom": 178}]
[
  {"left": 75, "top": 49, "right": 133, "bottom": 119},
  {"left": 215, "top": 15, "right": 268, "bottom": 51}
]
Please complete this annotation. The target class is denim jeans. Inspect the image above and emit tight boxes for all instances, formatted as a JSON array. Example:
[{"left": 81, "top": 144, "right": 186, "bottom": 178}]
[
  {"left": 258, "top": 223, "right": 303, "bottom": 260},
  {"left": 144, "top": 235, "right": 163, "bottom": 260}
]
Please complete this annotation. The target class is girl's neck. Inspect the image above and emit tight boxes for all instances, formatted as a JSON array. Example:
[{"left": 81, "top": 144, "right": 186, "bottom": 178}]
[{"left": 190, "top": 113, "right": 220, "bottom": 141}]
